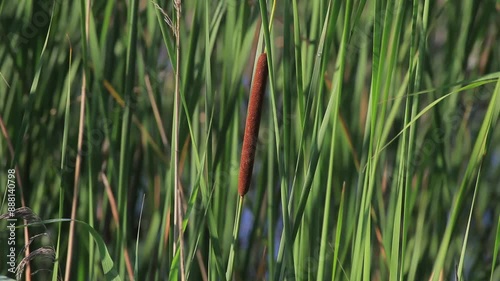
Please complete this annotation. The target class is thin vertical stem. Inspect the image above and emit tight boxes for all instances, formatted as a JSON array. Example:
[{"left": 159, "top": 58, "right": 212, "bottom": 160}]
[{"left": 173, "top": 0, "right": 186, "bottom": 280}]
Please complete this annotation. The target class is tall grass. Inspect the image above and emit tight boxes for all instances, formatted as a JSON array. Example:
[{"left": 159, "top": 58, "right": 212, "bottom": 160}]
[{"left": 1, "top": 0, "right": 500, "bottom": 280}]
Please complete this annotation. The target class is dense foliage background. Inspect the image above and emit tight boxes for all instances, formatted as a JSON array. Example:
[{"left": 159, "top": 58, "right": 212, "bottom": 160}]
[{"left": 1, "top": 0, "right": 500, "bottom": 280}]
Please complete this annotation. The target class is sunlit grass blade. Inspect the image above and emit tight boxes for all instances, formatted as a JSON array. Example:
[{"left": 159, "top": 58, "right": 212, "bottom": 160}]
[{"left": 431, "top": 78, "right": 500, "bottom": 280}]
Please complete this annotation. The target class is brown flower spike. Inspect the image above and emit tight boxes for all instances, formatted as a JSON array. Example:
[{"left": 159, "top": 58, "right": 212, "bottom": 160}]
[{"left": 238, "top": 53, "right": 268, "bottom": 197}]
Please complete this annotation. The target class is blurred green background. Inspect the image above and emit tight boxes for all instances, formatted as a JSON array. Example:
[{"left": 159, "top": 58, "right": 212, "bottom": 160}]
[{"left": 1, "top": 0, "right": 500, "bottom": 280}]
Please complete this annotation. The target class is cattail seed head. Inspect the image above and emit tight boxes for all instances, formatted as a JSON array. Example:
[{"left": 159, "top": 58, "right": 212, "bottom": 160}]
[{"left": 238, "top": 53, "right": 268, "bottom": 197}]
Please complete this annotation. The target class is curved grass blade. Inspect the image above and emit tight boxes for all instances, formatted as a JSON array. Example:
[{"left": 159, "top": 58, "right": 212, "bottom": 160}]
[{"left": 17, "top": 218, "right": 121, "bottom": 281}]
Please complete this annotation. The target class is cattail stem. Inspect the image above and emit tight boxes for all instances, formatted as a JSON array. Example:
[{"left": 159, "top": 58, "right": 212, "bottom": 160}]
[
  {"left": 238, "top": 53, "right": 268, "bottom": 197},
  {"left": 225, "top": 196, "right": 244, "bottom": 280}
]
